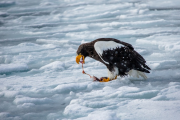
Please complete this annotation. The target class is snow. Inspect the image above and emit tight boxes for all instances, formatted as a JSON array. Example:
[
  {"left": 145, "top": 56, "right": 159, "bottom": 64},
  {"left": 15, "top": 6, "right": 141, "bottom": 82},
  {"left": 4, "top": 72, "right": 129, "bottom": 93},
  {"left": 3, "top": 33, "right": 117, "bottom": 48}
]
[
  {"left": 0, "top": 63, "right": 28, "bottom": 74},
  {"left": 0, "top": 0, "right": 180, "bottom": 120}
]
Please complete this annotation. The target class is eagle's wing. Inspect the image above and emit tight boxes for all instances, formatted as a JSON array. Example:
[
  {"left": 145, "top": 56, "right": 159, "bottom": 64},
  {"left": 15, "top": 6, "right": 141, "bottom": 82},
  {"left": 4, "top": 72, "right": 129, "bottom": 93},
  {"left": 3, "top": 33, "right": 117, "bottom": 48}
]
[
  {"left": 94, "top": 41, "right": 124, "bottom": 64},
  {"left": 94, "top": 40, "right": 150, "bottom": 74}
]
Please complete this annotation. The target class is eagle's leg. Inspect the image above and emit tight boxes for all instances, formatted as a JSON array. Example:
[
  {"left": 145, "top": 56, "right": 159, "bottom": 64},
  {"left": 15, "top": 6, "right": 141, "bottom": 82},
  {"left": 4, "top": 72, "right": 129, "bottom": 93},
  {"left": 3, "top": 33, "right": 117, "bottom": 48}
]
[{"left": 98, "top": 67, "right": 119, "bottom": 82}]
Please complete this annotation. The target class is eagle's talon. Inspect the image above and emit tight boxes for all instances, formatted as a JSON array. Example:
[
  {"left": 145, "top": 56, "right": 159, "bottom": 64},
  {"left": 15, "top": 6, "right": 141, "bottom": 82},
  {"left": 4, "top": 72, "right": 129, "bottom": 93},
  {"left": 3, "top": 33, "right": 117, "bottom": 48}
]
[{"left": 99, "top": 77, "right": 110, "bottom": 82}]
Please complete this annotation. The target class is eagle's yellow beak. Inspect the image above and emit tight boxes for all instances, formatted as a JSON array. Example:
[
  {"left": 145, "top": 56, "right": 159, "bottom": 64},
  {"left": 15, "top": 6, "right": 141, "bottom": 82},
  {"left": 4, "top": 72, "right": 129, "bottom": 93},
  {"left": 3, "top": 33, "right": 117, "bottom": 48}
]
[{"left": 76, "top": 54, "right": 85, "bottom": 64}]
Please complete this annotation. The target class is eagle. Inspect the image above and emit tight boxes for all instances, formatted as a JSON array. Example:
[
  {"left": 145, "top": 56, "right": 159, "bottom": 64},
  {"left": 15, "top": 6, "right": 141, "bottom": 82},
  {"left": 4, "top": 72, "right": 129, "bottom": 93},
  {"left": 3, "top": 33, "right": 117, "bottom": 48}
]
[{"left": 76, "top": 38, "right": 150, "bottom": 82}]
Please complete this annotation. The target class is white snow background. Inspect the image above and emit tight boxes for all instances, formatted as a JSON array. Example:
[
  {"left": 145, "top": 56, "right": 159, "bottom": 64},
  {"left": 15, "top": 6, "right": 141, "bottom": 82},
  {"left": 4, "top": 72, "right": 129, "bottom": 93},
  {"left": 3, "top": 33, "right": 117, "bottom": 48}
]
[{"left": 0, "top": 0, "right": 180, "bottom": 120}]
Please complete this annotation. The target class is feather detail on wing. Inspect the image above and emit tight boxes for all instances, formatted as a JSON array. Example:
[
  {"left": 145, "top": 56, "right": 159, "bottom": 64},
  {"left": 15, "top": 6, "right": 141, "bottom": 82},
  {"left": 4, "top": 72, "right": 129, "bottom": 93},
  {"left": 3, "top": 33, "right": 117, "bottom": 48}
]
[
  {"left": 94, "top": 41, "right": 124, "bottom": 64},
  {"left": 131, "top": 50, "right": 151, "bottom": 71}
]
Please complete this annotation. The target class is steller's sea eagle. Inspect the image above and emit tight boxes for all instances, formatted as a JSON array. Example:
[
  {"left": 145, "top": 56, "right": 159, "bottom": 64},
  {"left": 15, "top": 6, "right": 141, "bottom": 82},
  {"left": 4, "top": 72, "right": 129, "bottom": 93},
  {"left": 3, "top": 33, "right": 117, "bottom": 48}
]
[{"left": 76, "top": 38, "right": 150, "bottom": 82}]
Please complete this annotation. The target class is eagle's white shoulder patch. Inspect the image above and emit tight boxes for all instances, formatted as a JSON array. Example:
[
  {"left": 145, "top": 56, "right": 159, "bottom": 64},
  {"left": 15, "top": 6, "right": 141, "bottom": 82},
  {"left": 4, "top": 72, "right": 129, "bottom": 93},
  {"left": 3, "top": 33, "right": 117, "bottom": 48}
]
[{"left": 94, "top": 41, "right": 124, "bottom": 64}]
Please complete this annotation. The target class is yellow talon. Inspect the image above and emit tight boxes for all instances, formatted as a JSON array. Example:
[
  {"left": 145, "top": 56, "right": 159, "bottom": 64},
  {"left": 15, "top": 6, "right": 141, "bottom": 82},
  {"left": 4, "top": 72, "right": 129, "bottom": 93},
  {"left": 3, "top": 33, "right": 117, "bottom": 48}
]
[
  {"left": 100, "top": 77, "right": 110, "bottom": 82},
  {"left": 99, "top": 76, "right": 117, "bottom": 82}
]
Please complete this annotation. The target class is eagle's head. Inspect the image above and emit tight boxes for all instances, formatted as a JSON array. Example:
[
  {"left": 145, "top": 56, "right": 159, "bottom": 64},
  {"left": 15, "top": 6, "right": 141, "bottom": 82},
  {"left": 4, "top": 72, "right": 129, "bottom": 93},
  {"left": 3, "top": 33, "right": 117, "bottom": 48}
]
[{"left": 76, "top": 43, "right": 89, "bottom": 64}]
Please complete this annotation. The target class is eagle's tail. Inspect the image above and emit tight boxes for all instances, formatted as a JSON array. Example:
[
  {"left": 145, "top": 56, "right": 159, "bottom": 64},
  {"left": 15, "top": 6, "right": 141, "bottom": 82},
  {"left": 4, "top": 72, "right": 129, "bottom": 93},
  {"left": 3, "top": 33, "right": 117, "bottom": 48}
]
[{"left": 128, "top": 69, "right": 147, "bottom": 79}]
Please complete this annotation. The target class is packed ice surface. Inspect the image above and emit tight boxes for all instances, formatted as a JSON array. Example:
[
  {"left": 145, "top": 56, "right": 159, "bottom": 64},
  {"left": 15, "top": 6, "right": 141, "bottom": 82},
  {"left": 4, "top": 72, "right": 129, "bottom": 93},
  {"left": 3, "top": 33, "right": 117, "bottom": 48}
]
[{"left": 0, "top": 0, "right": 180, "bottom": 120}]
